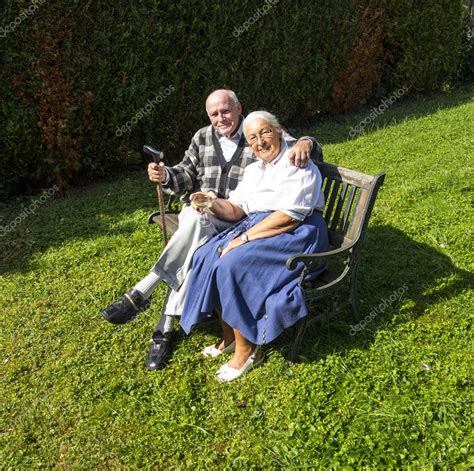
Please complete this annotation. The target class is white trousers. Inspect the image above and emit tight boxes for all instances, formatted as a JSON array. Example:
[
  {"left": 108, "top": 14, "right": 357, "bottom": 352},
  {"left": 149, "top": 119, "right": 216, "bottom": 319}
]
[{"left": 151, "top": 205, "right": 233, "bottom": 319}]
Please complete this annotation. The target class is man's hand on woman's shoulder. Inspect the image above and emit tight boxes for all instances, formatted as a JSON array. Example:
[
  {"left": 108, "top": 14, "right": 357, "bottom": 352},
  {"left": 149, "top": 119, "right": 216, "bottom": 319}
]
[{"left": 288, "top": 139, "right": 313, "bottom": 168}]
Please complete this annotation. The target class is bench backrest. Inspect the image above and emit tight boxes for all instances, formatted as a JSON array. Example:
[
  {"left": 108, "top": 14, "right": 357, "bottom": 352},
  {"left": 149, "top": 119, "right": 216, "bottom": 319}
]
[{"left": 319, "top": 163, "right": 385, "bottom": 251}]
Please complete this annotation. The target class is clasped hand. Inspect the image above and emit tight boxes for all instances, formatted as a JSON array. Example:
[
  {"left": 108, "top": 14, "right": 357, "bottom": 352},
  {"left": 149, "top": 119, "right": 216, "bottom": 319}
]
[
  {"left": 220, "top": 236, "right": 246, "bottom": 257},
  {"left": 148, "top": 161, "right": 167, "bottom": 183}
]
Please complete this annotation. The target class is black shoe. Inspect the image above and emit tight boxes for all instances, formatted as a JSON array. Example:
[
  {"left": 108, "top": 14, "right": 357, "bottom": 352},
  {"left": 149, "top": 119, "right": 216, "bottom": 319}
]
[
  {"left": 146, "top": 331, "right": 175, "bottom": 370},
  {"left": 101, "top": 289, "right": 151, "bottom": 325}
]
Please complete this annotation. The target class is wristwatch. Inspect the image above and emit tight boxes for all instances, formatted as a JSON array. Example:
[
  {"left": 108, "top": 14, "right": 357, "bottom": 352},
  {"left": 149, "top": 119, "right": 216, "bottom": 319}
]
[{"left": 240, "top": 233, "right": 249, "bottom": 243}]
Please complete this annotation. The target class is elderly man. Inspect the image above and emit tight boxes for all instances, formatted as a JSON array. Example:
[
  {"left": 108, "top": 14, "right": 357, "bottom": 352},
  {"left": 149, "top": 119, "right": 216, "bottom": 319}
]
[{"left": 102, "top": 89, "right": 322, "bottom": 370}]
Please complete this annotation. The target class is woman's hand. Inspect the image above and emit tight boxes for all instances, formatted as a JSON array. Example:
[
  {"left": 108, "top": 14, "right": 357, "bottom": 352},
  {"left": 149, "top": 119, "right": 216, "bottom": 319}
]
[
  {"left": 190, "top": 191, "right": 217, "bottom": 214},
  {"left": 221, "top": 236, "right": 246, "bottom": 256}
]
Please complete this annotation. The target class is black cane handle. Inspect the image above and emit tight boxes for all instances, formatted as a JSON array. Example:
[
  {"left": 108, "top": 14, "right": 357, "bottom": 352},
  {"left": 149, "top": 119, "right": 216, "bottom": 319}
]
[{"left": 143, "top": 145, "right": 164, "bottom": 164}]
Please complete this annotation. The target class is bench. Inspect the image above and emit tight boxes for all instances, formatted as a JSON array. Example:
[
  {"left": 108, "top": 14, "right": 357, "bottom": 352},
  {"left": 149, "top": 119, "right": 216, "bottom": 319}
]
[
  {"left": 148, "top": 162, "right": 386, "bottom": 360},
  {"left": 286, "top": 162, "right": 385, "bottom": 359}
]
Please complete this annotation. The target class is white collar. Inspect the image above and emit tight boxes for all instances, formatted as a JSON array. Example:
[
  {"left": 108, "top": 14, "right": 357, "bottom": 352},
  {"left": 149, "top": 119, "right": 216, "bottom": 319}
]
[{"left": 217, "top": 120, "right": 243, "bottom": 141}]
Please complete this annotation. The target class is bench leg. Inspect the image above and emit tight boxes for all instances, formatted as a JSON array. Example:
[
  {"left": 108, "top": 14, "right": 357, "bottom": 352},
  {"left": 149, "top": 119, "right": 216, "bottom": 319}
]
[
  {"left": 331, "top": 293, "right": 339, "bottom": 318},
  {"left": 287, "top": 316, "right": 308, "bottom": 363},
  {"left": 349, "top": 267, "right": 360, "bottom": 322}
]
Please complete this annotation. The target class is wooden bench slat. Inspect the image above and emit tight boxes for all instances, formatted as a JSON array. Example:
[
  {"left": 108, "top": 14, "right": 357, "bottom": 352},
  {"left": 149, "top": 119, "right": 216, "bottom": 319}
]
[
  {"left": 323, "top": 176, "right": 332, "bottom": 202},
  {"left": 150, "top": 212, "right": 179, "bottom": 235},
  {"left": 319, "top": 163, "right": 375, "bottom": 189},
  {"left": 324, "top": 179, "right": 341, "bottom": 226},
  {"left": 347, "top": 188, "right": 369, "bottom": 241},
  {"left": 330, "top": 182, "right": 348, "bottom": 232},
  {"left": 341, "top": 185, "right": 358, "bottom": 233}
]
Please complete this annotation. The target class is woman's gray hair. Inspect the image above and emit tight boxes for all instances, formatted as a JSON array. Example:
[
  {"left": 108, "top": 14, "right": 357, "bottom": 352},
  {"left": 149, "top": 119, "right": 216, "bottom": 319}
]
[{"left": 243, "top": 111, "right": 282, "bottom": 139}]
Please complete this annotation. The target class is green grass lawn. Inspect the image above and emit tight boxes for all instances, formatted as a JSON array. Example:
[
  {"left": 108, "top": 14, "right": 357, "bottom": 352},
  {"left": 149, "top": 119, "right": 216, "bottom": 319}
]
[{"left": 1, "top": 85, "right": 473, "bottom": 469}]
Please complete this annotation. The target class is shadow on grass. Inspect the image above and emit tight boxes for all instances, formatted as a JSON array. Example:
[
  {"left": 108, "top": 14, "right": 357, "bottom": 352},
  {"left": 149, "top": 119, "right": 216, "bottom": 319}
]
[
  {"left": 0, "top": 170, "right": 160, "bottom": 275},
  {"left": 276, "top": 224, "right": 473, "bottom": 363},
  {"left": 176, "top": 224, "right": 472, "bottom": 364},
  {"left": 288, "top": 84, "right": 473, "bottom": 146}
]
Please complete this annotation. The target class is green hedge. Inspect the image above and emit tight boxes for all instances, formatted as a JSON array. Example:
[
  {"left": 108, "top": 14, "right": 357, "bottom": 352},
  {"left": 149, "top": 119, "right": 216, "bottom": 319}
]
[
  {"left": 0, "top": 0, "right": 467, "bottom": 198},
  {"left": 381, "top": 0, "right": 468, "bottom": 92}
]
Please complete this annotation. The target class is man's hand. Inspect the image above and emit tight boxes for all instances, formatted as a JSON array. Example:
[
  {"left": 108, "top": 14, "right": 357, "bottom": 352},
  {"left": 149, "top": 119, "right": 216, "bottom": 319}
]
[
  {"left": 288, "top": 139, "right": 312, "bottom": 168},
  {"left": 148, "top": 161, "right": 167, "bottom": 183}
]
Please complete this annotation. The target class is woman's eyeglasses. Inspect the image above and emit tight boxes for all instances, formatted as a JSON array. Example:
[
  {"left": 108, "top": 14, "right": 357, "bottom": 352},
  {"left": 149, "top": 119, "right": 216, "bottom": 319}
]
[{"left": 248, "top": 128, "right": 274, "bottom": 146}]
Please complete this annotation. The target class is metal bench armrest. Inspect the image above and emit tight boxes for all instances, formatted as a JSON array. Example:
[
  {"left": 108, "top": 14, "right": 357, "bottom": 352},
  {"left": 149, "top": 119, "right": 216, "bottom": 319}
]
[
  {"left": 314, "top": 264, "right": 351, "bottom": 291},
  {"left": 286, "top": 239, "right": 358, "bottom": 271}
]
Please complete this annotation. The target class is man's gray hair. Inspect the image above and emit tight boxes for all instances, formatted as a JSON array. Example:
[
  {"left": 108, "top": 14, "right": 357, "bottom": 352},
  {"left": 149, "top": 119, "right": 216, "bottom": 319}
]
[
  {"left": 243, "top": 111, "right": 282, "bottom": 139},
  {"left": 206, "top": 89, "right": 240, "bottom": 106},
  {"left": 226, "top": 90, "right": 240, "bottom": 105}
]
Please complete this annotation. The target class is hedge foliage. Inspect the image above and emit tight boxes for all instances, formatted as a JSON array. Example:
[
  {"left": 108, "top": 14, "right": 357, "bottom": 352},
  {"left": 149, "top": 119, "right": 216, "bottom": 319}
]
[{"left": 0, "top": 0, "right": 468, "bottom": 198}]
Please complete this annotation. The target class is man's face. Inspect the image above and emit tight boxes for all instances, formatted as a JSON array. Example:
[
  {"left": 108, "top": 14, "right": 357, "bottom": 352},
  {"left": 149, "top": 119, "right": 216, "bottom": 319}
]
[
  {"left": 206, "top": 92, "right": 242, "bottom": 137},
  {"left": 246, "top": 118, "right": 281, "bottom": 163}
]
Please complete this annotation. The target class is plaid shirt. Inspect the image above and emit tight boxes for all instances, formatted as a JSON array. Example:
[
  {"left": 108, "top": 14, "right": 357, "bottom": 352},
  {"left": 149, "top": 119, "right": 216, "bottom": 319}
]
[{"left": 163, "top": 124, "right": 320, "bottom": 199}]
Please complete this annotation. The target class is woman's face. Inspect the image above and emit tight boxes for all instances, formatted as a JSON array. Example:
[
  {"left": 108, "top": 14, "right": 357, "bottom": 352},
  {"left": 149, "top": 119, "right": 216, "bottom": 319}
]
[{"left": 246, "top": 118, "right": 281, "bottom": 163}]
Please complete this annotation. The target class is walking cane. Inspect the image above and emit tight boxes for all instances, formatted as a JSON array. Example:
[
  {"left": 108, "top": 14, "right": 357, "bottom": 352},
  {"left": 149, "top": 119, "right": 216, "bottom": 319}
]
[{"left": 143, "top": 145, "right": 169, "bottom": 247}]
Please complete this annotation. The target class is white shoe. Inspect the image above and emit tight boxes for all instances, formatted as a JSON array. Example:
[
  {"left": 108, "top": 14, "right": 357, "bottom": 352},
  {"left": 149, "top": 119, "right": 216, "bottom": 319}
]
[
  {"left": 216, "top": 347, "right": 264, "bottom": 382},
  {"left": 201, "top": 340, "right": 236, "bottom": 358}
]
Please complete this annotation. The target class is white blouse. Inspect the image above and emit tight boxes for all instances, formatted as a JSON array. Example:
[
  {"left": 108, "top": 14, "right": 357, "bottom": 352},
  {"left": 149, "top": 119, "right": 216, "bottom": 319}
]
[{"left": 228, "top": 143, "right": 325, "bottom": 221}]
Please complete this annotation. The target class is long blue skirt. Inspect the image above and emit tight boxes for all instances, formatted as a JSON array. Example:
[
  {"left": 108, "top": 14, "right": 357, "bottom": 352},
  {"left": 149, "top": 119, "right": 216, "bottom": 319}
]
[{"left": 180, "top": 211, "right": 329, "bottom": 345}]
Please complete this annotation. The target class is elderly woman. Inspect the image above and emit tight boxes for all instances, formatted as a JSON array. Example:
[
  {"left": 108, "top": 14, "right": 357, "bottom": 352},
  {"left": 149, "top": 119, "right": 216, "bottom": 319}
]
[{"left": 180, "top": 111, "right": 328, "bottom": 382}]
